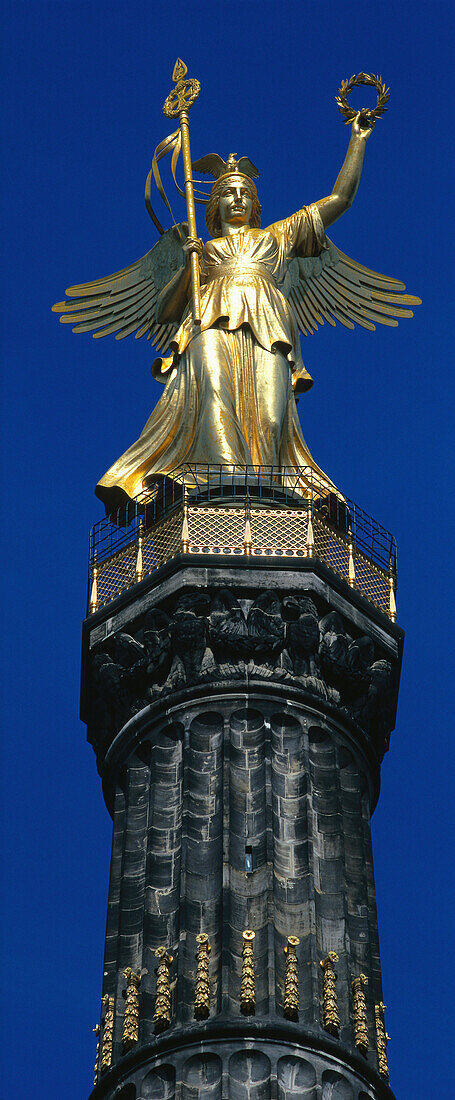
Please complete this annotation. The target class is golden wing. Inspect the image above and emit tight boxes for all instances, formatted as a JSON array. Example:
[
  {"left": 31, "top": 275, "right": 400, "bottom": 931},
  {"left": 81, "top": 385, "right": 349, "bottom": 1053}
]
[
  {"left": 52, "top": 224, "right": 187, "bottom": 353},
  {"left": 282, "top": 239, "right": 421, "bottom": 336}
]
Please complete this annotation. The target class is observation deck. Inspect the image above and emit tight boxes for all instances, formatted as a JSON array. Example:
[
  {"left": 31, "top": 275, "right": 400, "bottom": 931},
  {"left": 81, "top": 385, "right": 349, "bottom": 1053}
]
[{"left": 88, "top": 465, "right": 397, "bottom": 622}]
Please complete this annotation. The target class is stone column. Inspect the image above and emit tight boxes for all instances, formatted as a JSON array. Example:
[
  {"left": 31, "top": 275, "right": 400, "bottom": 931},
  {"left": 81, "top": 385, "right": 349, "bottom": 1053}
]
[{"left": 83, "top": 555, "right": 401, "bottom": 1100}]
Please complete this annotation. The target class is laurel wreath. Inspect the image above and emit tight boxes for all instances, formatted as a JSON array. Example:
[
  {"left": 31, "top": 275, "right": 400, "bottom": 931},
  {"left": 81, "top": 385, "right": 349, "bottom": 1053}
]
[{"left": 336, "top": 73, "right": 390, "bottom": 125}]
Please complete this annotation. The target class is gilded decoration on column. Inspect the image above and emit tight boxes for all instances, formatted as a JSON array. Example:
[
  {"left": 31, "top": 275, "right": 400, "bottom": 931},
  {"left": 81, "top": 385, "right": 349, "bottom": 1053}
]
[
  {"left": 375, "top": 1001, "right": 390, "bottom": 1081},
  {"left": 320, "top": 952, "right": 341, "bottom": 1036},
  {"left": 284, "top": 936, "right": 300, "bottom": 1020},
  {"left": 154, "top": 947, "right": 173, "bottom": 1032},
  {"left": 93, "top": 1024, "right": 100, "bottom": 1086},
  {"left": 240, "top": 930, "right": 256, "bottom": 1015},
  {"left": 194, "top": 933, "right": 211, "bottom": 1019},
  {"left": 122, "top": 968, "right": 141, "bottom": 1049},
  {"left": 352, "top": 974, "right": 369, "bottom": 1054},
  {"left": 99, "top": 994, "right": 114, "bottom": 1073}
]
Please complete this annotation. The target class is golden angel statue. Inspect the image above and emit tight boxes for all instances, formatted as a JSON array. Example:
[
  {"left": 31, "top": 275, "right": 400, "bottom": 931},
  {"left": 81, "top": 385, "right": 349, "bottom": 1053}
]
[{"left": 53, "top": 66, "right": 419, "bottom": 514}]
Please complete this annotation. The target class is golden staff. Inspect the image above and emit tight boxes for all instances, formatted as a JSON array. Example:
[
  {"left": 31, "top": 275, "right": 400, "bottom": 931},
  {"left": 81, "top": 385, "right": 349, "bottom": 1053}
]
[{"left": 163, "top": 58, "right": 201, "bottom": 323}]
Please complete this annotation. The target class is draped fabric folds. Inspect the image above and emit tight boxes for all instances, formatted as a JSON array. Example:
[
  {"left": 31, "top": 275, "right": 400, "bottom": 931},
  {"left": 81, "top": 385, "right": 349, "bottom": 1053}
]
[{"left": 96, "top": 204, "right": 338, "bottom": 512}]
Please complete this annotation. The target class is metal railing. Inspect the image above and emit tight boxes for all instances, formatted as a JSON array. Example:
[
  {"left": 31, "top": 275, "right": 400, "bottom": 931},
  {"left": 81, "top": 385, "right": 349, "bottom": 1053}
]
[{"left": 88, "top": 465, "right": 397, "bottom": 620}]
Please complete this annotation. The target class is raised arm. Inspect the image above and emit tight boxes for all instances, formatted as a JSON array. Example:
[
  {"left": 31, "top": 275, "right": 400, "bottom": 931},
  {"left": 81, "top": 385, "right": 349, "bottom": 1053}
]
[{"left": 316, "top": 111, "right": 375, "bottom": 230}]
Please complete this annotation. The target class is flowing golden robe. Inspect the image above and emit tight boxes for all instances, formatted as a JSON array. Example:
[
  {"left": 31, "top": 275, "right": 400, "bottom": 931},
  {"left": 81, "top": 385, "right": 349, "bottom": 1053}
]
[{"left": 96, "top": 203, "right": 337, "bottom": 511}]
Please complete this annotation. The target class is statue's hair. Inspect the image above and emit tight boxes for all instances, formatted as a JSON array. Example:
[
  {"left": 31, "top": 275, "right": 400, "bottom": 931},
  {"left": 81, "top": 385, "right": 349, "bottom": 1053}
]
[{"left": 205, "top": 174, "right": 262, "bottom": 238}]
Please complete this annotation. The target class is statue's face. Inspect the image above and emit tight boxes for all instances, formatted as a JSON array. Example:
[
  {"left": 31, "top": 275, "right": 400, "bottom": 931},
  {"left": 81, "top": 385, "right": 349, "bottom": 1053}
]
[{"left": 218, "top": 176, "right": 254, "bottom": 228}]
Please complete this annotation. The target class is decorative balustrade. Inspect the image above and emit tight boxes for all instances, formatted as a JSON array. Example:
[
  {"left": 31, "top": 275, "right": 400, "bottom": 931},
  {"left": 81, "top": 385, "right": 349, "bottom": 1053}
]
[{"left": 88, "top": 465, "right": 397, "bottom": 621}]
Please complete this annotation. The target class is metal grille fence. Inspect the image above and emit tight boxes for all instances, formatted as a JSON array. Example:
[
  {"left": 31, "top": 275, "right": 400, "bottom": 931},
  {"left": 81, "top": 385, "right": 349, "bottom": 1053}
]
[
  {"left": 88, "top": 465, "right": 396, "bottom": 619},
  {"left": 314, "top": 517, "right": 390, "bottom": 617},
  {"left": 187, "top": 506, "right": 246, "bottom": 555},
  {"left": 94, "top": 509, "right": 183, "bottom": 610}
]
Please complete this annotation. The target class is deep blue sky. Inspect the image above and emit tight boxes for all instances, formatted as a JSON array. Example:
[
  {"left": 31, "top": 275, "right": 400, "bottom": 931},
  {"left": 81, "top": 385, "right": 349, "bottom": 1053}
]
[{"left": 2, "top": 2, "right": 454, "bottom": 1097}]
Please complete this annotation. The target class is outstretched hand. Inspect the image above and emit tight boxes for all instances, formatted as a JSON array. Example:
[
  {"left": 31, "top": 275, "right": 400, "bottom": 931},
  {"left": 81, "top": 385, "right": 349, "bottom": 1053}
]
[{"left": 351, "top": 109, "right": 375, "bottom": 141}]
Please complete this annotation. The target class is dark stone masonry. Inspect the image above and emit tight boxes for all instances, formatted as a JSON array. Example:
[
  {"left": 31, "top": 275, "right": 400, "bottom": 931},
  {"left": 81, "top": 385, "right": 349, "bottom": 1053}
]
[{"left": 82, "top": 555, "right": 402, "bottom": 1100}]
